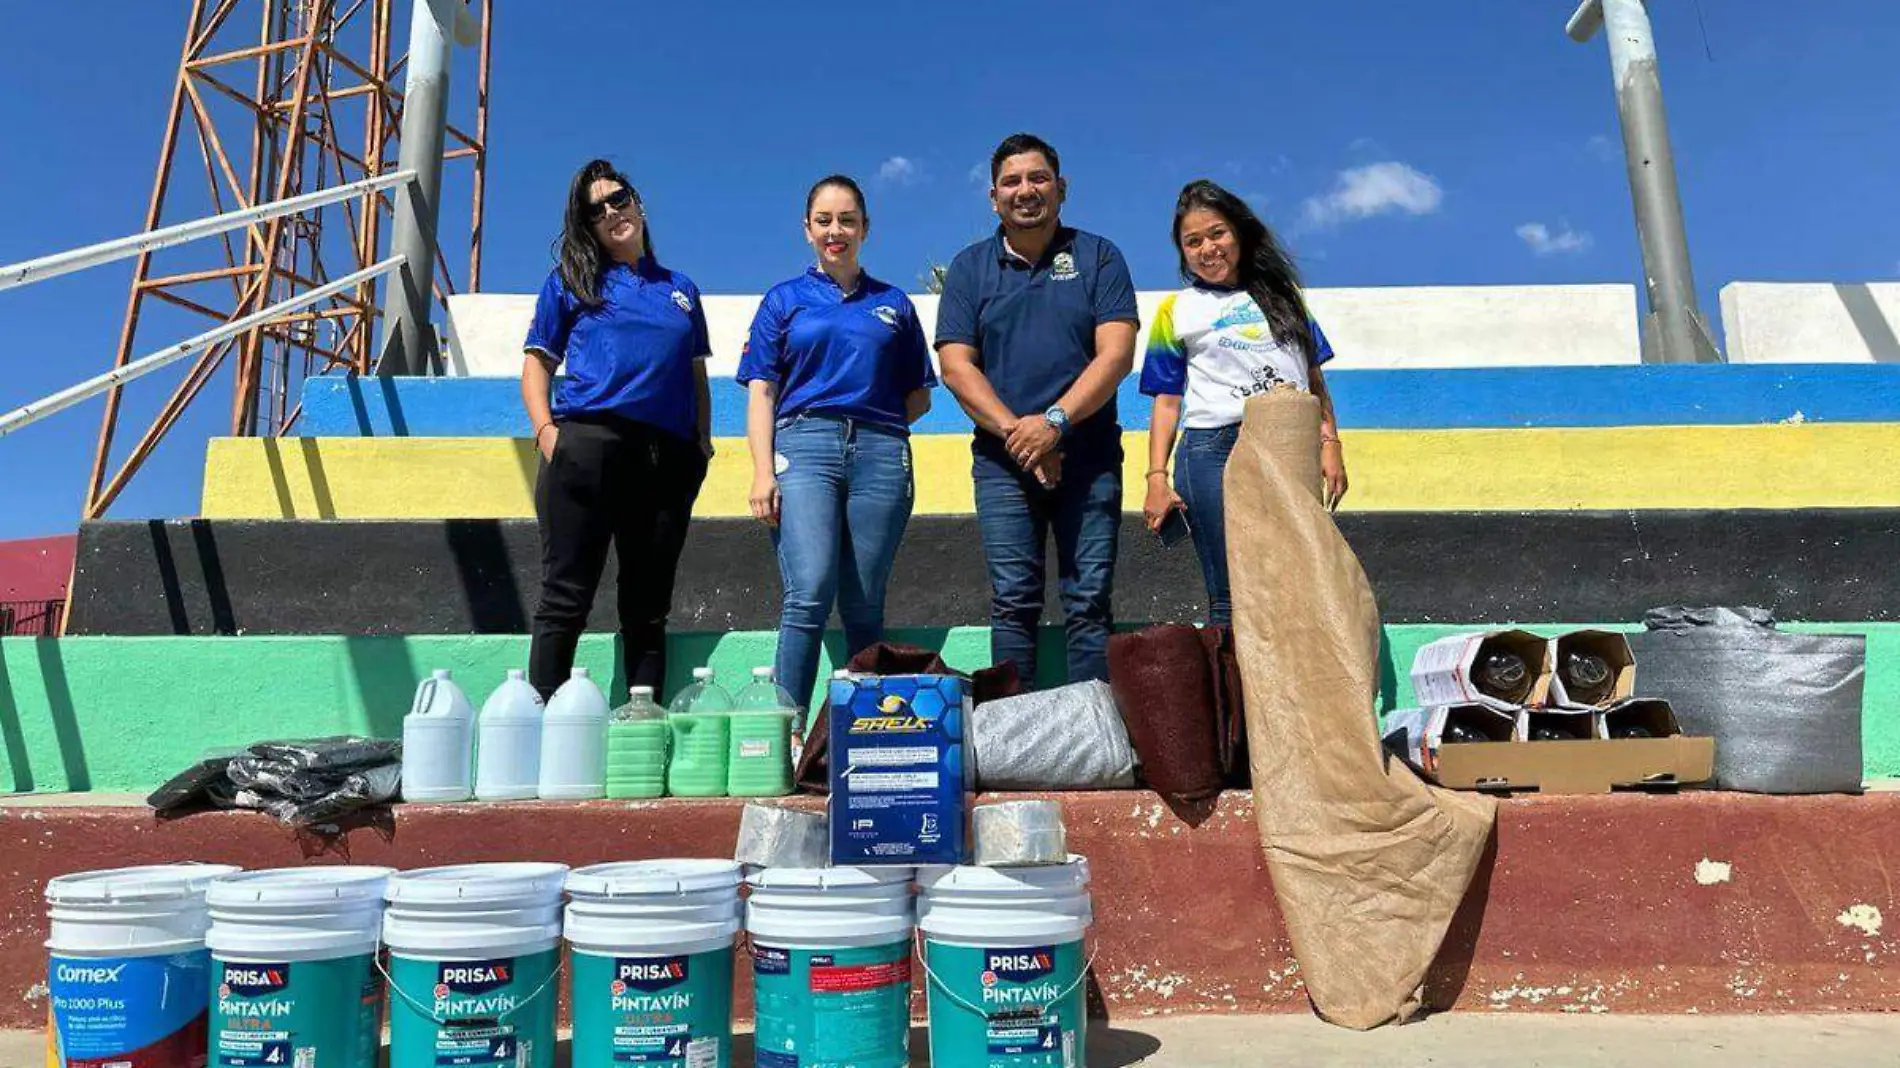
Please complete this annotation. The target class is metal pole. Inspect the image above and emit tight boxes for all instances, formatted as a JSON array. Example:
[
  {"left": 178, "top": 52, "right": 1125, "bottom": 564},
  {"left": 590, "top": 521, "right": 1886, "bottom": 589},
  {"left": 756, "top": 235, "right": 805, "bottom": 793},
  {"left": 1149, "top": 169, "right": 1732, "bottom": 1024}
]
[
  {"left": 1568, "top": 0, "right": 1721, "bottom": 364},
  {"left": 378, "top": 0, "right": 479, "bottom": 376}
]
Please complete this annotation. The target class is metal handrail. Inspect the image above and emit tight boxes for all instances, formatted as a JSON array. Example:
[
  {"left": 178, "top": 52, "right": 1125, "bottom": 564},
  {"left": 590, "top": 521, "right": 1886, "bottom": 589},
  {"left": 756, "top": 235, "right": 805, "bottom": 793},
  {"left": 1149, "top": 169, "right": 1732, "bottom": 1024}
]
[
  {"left": 0, "top": 168, "right": 416, "bottom": 292},
  {"left": 0, "top": 256, "right": 404, "bottom": 439}
]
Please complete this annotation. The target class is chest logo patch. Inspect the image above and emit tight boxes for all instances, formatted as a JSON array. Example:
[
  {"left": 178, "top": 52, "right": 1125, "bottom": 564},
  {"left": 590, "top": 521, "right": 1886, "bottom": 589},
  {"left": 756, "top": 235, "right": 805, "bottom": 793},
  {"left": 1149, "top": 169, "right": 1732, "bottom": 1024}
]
[
  {"left": 672, "top": 290, "right": 693, "bottom": 313},
  {"left": 873, "top": 305, "right": 900, "bottom": 329},
  {"left": 1050, "top": 251, "right": 1079, "bottom": 281}
]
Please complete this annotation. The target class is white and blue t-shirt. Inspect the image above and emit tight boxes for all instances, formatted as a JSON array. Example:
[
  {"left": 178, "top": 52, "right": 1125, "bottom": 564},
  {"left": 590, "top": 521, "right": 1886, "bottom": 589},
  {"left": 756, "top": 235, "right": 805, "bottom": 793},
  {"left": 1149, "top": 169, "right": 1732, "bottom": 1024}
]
[{"left": 1139, "top": 283, "right": 1334, "bottom": 429}]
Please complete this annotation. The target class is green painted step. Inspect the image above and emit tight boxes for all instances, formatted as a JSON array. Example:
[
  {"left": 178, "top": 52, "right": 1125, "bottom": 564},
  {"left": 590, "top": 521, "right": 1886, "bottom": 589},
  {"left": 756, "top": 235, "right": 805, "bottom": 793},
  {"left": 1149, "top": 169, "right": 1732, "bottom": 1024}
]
[{"left": 4, "top": 624, "right": 1896, "bottom": 793}]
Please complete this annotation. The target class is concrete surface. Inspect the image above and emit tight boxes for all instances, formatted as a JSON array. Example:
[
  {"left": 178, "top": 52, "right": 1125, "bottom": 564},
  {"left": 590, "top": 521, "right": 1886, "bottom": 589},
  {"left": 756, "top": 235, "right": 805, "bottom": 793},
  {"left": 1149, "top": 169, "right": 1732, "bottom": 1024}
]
[
  {"left": 1722, "top": 282, "right": 1900, "bottom": 364},
  {"left": 297, "top": 365, "right": 1900, "bottom": 438},
  {"left": 65, "top": 512, "right": 1900, "bottom": 637},
  {"left": 443, "top": 284, "right": 1642, "bottom": 378},
  {"left": 9, "top": 623, "right": 1899, "bottom": 792},
  {"left": 7, "top": 791, "right": 1900, "bottom": 1027},
  {"left": 11, "top": 1014, "right": 1900, "bottom": 1066},
  {"left": 199, "top": 422, "right": 1900, "bottom": 519}
]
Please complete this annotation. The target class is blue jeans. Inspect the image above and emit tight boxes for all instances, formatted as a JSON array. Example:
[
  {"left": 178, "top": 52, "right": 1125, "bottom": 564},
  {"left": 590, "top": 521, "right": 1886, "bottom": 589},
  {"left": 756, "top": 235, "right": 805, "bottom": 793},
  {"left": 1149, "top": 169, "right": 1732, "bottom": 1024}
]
[
  {"left": 1175, "top": 424, "right": 1239, "bottom": 627},
  {"left": 973, "top": 444, "right": 1123, "bottom": 687},
  {"left": 771, "top": 415, "right": 915, "bottom": 710}
]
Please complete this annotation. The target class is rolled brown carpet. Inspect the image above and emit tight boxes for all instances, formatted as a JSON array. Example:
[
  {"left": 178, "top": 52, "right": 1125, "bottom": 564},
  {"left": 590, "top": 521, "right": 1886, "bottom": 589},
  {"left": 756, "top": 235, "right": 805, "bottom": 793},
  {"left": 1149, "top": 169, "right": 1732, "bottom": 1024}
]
[
  {"left": 1107, "top": 624, "right": 1226, "bottom": 806},
  {"left": 1226, "top": 389, "right": 1497, "bottom": 1029}
]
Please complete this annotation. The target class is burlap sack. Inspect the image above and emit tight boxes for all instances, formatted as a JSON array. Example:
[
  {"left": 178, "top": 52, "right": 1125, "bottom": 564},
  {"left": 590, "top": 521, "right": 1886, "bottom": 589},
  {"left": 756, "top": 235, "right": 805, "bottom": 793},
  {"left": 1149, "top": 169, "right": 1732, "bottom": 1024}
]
[{"left": 1227, "top": 390, "right": 1496, "bottom": 1029}]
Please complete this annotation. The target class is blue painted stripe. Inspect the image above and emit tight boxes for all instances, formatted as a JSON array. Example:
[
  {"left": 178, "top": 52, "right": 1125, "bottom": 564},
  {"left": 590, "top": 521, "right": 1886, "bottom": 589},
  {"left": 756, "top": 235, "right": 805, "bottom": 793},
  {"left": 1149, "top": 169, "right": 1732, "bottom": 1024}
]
[{"left": 298, "top": 365, "right": 1900, "bottom": 437}]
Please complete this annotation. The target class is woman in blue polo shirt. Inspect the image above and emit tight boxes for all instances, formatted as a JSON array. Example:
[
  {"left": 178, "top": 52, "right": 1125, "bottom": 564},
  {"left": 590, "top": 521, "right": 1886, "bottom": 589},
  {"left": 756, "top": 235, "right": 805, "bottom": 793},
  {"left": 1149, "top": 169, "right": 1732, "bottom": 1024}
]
[
  {"left": 521, "top": 159, "right": 715, "bottom": 700},
  {"left": 1141, "top": 180, "right": 1348, "bottom": 626},
  {"left": 739, "top": 174, "right": 937, "bottom": 714}
]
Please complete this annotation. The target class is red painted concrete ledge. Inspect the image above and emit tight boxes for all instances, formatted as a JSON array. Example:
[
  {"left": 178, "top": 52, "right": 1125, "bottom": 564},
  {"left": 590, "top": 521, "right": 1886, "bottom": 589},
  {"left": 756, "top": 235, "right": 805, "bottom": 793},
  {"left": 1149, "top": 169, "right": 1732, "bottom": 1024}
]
[{"left": 4, "top": 790, "right": 1898, "bottom": 1029}]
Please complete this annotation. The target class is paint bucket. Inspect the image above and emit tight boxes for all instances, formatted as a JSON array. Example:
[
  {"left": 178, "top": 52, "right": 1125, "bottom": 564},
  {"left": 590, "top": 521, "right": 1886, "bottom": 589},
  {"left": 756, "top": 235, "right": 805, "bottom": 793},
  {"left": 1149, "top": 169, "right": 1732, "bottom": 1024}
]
[
  {"left": 917, "top": 857, "right": 1093, "bottom": 1068},
  {"left": 566, "top": 860, "right": 743, "bottom": 1068},
  {"left": 44, "top": 863, "right": 241, "bottom": 1068},
  {"left": 383, "top": 863, "right": 569, "bottom": 1068},
  {"left": 205, "top": 867, "right": 394, "bottom": 1068},
  {"left": 745, "top": 866, "right": 915, "bottom": 1068}
]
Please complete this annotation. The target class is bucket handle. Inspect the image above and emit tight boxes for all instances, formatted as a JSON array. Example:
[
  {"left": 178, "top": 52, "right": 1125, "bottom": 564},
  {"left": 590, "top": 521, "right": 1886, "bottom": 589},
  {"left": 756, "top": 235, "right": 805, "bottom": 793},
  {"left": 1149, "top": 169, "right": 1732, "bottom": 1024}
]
[
  {"left": 913, "top": 931, "right": 1098, "bottom": 1023},
  {"left": 375, "top": 949, "right": 565, "bottom": 1029}
]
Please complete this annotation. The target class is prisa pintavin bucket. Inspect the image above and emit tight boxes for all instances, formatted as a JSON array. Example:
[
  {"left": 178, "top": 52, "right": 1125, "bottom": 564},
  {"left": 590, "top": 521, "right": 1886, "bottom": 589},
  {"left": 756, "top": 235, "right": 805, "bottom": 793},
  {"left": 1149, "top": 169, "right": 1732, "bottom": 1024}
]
[
  {"left": 382, "top": 863, "right": 568, "bottom": 1068},
  {"left": 44, "top": 863, "right": 241, "bottom": 1068},
  {"left": 565, "top": 859, "right": 743, "bottom": 1068},
  {"left": 746, "top": 865, "right": 916, "bottom": 1068},
  {"left": 917, "top": 857, "right": 1093, "bottom": 1068},
  {"left": 205, "top": 866, "right": 394, "bottom": 1068}
]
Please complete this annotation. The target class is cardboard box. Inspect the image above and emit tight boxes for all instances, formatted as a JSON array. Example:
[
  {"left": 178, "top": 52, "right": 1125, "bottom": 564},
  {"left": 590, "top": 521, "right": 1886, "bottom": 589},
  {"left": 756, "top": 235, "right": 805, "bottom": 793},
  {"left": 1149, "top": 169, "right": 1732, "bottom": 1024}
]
[
  {"left": 1519, "top": 707, "right": 1598, "bottom": 742},
  {"left": 827, "top": 674, "right": 968, "bottom": 866},
  {"left": 1383, "top": 704, "right": 1520, "bottom": 780},
  {"left": 1410, "top": 630, "right": 1553, "bottom": 711},
  {"left": 1548, "top": 630, "right": 1636, "bottom": 709},
  {"left": 1599, "top": 697, "right": 1681, "bottom": 740}
]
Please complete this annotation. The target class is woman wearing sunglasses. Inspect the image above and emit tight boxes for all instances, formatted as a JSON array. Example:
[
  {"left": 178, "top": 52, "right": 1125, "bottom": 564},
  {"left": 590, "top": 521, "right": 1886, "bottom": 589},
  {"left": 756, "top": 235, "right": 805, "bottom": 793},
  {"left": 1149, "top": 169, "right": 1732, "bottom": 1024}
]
[
  {"left": 737, "top": 174, "right": 936, "bottom": 716},
  {"left": 520, "top": 158, "right": 715, "bottom": 700},
  {"left": 1141, "top": 179, "right": 1347, "bottom": 627}
]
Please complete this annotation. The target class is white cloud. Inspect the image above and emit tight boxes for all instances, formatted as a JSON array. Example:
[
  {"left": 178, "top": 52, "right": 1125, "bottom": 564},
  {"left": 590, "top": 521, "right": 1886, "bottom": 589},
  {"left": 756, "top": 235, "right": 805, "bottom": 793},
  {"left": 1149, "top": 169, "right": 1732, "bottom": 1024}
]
[
  {"left": 967, "top": 161, "right": 989, "bottom": 186},
  {"left": 1516, "top": 221, "right": 1594, "bottom": 256},
  {"left": 876, "top": 156, "right": 920, "bottom": 186},
  {"left": 1301, "top": 162, "right": 1443, "bottom": 228},
  {"left": 1586, "top": 134, "right": 1619, "bottom": 162}
]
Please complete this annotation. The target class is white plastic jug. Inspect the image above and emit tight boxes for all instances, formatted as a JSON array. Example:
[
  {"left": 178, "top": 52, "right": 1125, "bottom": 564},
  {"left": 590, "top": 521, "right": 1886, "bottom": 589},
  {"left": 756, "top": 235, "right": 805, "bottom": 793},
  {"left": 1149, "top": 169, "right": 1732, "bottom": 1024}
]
[
  {"left": 476, "top": 669, "right": 544, "bottom": 801},
  {"left": 539, "top": 667, "right": 609, "bottom": 800},
  {"left": 401, "top": 670, "right": 474, "bottom": 802}
]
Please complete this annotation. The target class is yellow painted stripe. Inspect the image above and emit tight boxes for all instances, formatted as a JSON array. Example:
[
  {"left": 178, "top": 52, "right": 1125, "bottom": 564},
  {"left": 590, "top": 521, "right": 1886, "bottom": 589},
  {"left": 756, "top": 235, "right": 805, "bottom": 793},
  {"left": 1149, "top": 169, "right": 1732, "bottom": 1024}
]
[{"left": 203, "top": 424, "right": 1900, "bottom": 519}]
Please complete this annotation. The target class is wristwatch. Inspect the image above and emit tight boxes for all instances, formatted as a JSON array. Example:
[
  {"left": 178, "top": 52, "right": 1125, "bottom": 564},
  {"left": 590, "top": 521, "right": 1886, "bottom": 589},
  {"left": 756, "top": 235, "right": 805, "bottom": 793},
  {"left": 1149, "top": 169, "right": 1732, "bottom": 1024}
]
[{"left": 1043, "top": 405, "right": 1071, "bottom": 439}]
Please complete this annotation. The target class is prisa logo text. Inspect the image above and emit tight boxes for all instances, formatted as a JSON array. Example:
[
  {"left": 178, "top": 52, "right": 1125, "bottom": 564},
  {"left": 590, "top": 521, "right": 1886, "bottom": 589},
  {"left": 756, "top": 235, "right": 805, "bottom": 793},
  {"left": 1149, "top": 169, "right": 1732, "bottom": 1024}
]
[
  {"left": 437, "top": 960, "right": 513, "bottom": 995},
  {"left": 221, "top": 964, "right": 289, "bottom": 997},
  {"left": 615, "top": 957, "right": 688, "bottom": 993},
  {"left": 985, "top": 948, "right": 1056, "bottom": 983}
]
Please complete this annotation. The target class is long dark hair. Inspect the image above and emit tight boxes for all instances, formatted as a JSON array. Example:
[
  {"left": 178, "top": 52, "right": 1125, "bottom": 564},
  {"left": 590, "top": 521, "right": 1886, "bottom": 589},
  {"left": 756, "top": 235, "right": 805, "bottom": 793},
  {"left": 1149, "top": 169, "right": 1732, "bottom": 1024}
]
[
  {"left": 556, "top": 159, "right": 654, "bottom": 306},
  {"left": 1171, "top": 180, "right": 1313, "bottom": 360}
]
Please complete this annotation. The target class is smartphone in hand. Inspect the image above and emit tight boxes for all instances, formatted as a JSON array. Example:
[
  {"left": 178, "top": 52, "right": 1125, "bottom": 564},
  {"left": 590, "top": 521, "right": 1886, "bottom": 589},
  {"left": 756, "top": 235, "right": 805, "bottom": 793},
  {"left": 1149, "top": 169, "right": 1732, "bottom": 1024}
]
[{"left": 1156, "top": 506, "right": 1192, "bottom": 549}]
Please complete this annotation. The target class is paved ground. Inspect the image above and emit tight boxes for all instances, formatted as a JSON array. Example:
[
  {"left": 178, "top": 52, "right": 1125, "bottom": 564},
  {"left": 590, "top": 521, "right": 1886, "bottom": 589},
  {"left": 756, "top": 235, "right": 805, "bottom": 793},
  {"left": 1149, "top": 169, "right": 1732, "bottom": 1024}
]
[{"left": 17, "top": 1014, "right": 1900, "bottom": 1067}]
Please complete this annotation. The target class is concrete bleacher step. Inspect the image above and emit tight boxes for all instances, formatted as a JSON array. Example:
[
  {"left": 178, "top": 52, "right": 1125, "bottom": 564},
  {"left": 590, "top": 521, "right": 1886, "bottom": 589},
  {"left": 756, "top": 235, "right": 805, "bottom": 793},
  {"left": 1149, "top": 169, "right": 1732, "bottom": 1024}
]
[{"left": 5, "top": 790, "right": 1899, "bottom": 1028}]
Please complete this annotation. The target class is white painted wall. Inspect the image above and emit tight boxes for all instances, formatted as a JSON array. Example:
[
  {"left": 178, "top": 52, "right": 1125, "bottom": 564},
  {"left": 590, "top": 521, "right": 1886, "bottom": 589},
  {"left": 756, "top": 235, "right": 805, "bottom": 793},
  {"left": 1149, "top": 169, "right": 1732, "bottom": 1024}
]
[
  {"left": 1720, "top": 282, "right": 1900, "bottom": 364},
  {"left": 446, "top": 283, "right": 1643, "bottom": 378}
]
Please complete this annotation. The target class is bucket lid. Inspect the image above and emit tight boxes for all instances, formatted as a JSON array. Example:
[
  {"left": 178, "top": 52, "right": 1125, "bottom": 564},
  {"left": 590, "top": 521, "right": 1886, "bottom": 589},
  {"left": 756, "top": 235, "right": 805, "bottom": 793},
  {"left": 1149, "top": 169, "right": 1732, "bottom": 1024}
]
[
  {"left": 47, "top": 864, "right": 242, "bottom": 905},
  {"left": 747, "top": 866, "right": 914, "bottom": 890},
  {"left": 567, "top": 860, "right": 741, "bottom": 898},
  {"left": 916, "top": 856, "right": 1090, "bottom": 894},
  {"left": 386, "top": 863, "right": 569, "bottom": 905},
  {"left": 207, "top": 867, "right": 394, "bottom": 908}
]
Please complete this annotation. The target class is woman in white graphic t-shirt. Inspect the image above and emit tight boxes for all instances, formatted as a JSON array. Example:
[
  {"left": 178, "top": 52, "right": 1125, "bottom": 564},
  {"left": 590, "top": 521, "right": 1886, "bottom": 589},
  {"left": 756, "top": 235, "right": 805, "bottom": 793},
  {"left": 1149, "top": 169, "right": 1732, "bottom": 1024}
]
[{"left": 1139, "top": 180, "right": 1347, "bottom": 626}]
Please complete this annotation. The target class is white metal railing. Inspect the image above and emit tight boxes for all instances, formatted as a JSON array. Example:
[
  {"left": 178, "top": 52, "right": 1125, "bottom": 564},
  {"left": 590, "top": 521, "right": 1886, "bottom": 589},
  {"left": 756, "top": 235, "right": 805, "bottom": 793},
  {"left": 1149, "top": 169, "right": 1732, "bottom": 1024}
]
[
  {"left": 0, "top": 256, "right": 404, "bottom": 439},
  {"left": 0, "top": 169, "right": 416, "bottom": 292}
]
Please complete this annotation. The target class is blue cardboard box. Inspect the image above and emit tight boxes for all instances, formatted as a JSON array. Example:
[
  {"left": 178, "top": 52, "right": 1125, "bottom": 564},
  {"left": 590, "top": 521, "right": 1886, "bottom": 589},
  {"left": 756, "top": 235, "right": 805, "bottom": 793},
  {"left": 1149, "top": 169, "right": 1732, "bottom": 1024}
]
[{"left": 827, "top": 674, "right": 969, "bottom": 866}]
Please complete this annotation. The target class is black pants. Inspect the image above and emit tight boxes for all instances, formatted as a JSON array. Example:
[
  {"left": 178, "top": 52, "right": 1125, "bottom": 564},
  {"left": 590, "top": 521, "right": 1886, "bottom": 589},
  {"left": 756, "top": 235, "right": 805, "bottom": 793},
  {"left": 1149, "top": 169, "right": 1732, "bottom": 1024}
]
[{"left": 529, "top": 414, "right": 707, "bottom": 701}]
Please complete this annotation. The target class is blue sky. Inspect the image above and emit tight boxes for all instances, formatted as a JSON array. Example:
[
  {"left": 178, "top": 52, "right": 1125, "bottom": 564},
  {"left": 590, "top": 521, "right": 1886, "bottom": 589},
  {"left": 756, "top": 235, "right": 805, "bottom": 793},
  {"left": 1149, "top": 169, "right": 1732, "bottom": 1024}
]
[{"left": 1, "top": 0, "right": 1896, "bottom": 539}]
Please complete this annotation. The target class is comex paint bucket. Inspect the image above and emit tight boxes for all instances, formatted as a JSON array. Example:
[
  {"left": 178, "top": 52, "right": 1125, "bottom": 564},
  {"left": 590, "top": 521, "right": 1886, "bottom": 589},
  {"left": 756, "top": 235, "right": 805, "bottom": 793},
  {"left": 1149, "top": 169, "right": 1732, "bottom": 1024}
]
[
  {"left": 383, "top": 863, "right": 569, "bottom": 1068},
  {"left": 745, "top": 865, "right": 915, "bottom": 1068},
  {"left": 917, "top": 857, "right": 1093, "bottom": 1068},
  {"left": 205, "top": 867, "right": 394, "bottom": 1068},
  {"left": 565, "top": 860, "right": 743, "bottom": 1068},
  {"left": 44, "top": 863, "right": 241, "bottom": 1068}
]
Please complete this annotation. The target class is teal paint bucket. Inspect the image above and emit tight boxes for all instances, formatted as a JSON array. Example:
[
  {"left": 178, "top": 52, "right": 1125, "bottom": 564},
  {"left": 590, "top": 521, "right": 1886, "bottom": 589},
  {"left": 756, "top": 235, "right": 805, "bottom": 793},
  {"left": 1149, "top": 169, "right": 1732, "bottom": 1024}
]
[
  {"left": 205, "top": 867, "right": 394, "bottom": 1068},
  {"left": 565, "top": 860, "right": 742, "bottom": 1068},
  {"left": 45, "top": 863, "right": 241, "bottom": 1068},
  {"left": 382, "top": 863, "right": 569, "bottom": 1068},
  {"left": 745, "top": 866, "right": 916, "bottom": 1068},
  {"left": 917, "top": 858, "right": 1093, "bottom": 1068}
]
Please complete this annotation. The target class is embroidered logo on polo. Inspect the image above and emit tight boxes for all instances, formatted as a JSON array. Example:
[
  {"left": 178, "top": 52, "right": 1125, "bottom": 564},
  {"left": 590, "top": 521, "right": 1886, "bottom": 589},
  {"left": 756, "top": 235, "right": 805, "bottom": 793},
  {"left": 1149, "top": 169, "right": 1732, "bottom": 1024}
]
[
  {"left": 874, "top": 305, "right": 900, "bottom": 329},
  {"left": 1049, "top": 251, "right": 1079, "bottom": 281},
  {"left": 672, "top": 290, "right": 693, "bottom": 313}
]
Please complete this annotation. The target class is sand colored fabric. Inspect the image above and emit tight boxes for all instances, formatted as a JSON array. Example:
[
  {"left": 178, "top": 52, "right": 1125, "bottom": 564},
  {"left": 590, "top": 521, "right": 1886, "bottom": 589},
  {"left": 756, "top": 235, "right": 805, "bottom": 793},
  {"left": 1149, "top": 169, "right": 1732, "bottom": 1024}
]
[{"left": 1226, "top": 390, "right": 1497, "bottom": 1030}]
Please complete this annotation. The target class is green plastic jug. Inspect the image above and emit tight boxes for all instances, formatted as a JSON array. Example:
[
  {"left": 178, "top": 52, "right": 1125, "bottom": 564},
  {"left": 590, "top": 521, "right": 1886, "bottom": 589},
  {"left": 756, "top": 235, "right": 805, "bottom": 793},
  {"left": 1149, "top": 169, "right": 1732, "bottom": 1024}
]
[
  {"left": 666, "top": 667, "right": 732, "bottom": 798},
  {"left": 727, "top": 666, "right": 796, "bottom": 797},
  {"left": 605, "top": 686, "right": 668, "bottom": 799}
]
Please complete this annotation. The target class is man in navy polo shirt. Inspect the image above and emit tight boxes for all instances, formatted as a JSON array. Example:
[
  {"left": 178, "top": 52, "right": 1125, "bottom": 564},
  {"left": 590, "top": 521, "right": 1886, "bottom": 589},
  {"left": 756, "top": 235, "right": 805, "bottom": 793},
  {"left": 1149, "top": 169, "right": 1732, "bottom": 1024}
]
[{"left": 936, "top": 133, "right": 1140, "bottom": 686}]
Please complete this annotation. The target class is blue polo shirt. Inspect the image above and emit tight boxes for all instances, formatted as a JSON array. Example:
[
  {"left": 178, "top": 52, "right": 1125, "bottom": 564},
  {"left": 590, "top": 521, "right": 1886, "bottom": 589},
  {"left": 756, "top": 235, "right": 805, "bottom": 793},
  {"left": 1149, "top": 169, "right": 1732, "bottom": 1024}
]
[
  {"left": 523, "top": 258, "right": 710, "bottom": 441},
  {"left": 737, "top": 267, "right": 937, "bottom": 430},
  {"left": 934, "top": 225, "right": 1139, "bottom": 459}
]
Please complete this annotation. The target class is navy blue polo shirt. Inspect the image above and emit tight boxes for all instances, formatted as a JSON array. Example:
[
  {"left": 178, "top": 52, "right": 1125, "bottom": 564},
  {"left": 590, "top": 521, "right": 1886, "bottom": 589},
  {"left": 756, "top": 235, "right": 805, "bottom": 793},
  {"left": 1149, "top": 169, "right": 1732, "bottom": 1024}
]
[
  {"left": 934, "top": 225, "right": 1139, "bottom": 459},
  {"left": 523, "top": 258, "right": 711, "bottom": 441},
  {"left": 736, "top": 267, "right": 937, "bottom": 430}
]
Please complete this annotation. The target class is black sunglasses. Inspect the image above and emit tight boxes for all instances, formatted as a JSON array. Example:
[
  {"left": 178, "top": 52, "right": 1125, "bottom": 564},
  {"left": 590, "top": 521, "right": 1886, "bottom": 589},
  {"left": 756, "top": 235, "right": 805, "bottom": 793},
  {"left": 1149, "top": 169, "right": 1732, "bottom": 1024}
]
[{"left": 584, "top": 187, "right": 637, "bottom": 223}]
